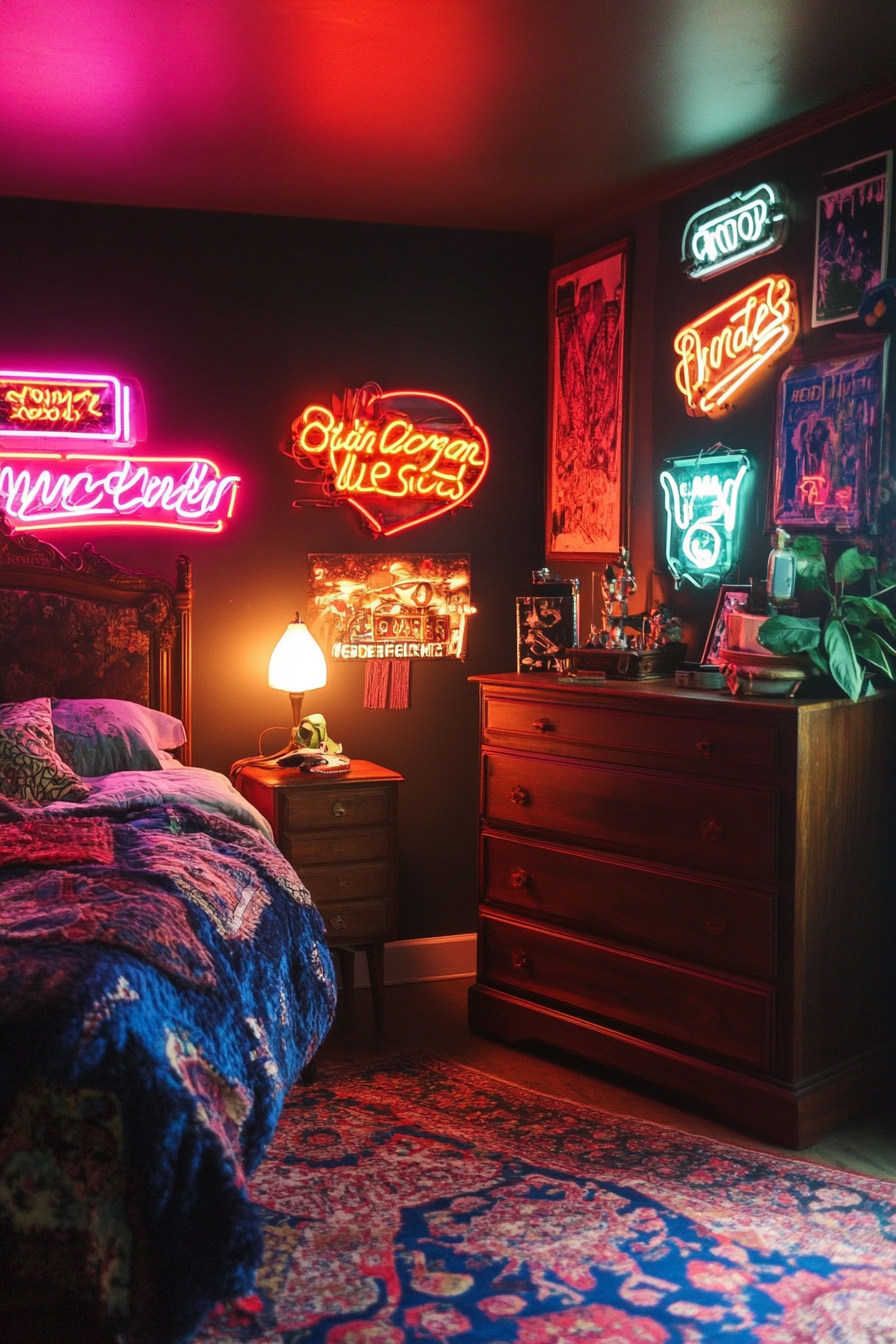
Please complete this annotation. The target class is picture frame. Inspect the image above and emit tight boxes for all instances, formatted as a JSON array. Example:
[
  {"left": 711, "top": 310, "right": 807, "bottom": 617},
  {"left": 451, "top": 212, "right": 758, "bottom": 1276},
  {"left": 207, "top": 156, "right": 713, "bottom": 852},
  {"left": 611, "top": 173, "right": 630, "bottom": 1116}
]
[
  {"left": 767, "top": 341, "right": 888, "bottom": 534},
  {"left": 546, "top": 239, "right": 630, "bottom": 562},
  {"left": 701, "top": 584, "right": 751, "bottom": 665},
  {"left": 812, "top": 151, "right": 892, "bottom": 327},
  {"left": 516, "top": 590, "right": 578, "bottom": 672}
]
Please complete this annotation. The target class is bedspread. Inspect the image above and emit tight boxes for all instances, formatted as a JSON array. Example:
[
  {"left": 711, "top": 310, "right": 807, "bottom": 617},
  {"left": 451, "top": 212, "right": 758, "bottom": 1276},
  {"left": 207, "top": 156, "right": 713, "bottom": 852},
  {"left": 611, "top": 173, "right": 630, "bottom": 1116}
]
[{"left": 0, "top": 788, "right": 337, "bottom": 1344}]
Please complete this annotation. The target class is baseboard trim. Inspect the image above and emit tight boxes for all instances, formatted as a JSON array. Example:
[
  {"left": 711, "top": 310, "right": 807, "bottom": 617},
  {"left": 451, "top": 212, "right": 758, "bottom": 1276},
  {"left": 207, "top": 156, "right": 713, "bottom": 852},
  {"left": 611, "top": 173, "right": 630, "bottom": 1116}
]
[{"left": 351, "top": 934, "right": 477, "bottom": 988}]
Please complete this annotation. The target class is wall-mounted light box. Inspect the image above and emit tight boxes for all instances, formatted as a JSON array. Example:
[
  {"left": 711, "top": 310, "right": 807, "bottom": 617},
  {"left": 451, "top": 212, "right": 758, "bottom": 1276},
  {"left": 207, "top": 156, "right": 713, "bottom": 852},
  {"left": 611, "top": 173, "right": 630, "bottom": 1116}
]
[
  {"left": 682, "top": 183, "right": 789, "bottom": 281},
  {"left": 660, "top": 448, "right": 752, "bottom": 589}
]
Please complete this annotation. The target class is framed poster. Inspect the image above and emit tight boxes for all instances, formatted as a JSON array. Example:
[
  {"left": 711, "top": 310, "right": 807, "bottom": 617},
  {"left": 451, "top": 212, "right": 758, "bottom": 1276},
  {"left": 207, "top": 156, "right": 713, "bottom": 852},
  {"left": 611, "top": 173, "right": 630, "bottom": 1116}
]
[
  {"left": 767, "top": 343, "right": 887, "bottom": 534},
  {"left": 546, "top": 239, "right": 629, "bottom": 561},
  {"left": 701, "top": 584, "right": 751, "bottom": 665},
  {"left": 812, "top": 151, "right": 892, "bottom": 327},
  {"left": 516, "top": 584, "right": 578, "bottom": 673}
]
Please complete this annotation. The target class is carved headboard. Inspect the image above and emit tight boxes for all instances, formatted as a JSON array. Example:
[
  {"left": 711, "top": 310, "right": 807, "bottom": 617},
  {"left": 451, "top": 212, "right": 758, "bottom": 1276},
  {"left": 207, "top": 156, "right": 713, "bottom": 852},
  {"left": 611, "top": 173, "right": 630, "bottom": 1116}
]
[{"left": 0, "top": 513, "right": 193, "bottom": 764}]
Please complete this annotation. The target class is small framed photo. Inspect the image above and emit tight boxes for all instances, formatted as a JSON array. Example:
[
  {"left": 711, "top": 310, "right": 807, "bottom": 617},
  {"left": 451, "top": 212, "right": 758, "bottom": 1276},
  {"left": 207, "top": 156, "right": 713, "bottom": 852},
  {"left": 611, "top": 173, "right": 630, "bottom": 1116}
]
[
  {"left": 701, "top": 585, "right": 751, "bottom": 665},
  {"left": 517, "top": 590, "right": 577, "bottom": 672},
  {"left": 812, "top": 151, "right": 892, "bottom": 327}
]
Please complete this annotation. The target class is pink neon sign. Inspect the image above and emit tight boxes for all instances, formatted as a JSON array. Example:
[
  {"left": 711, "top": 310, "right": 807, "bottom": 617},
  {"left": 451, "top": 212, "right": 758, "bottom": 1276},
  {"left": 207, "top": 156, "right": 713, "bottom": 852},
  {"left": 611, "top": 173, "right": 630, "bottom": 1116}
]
[{"left": 0, "top": 369, "right": 239, "bottom": 531}]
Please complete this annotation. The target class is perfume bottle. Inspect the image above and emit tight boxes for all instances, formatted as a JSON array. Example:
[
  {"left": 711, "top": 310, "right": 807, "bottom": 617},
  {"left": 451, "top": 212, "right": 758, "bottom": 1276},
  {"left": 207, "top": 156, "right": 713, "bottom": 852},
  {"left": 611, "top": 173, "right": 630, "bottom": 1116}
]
[{"left": 767, "top": 528, "right": 796, "bottom": 602}]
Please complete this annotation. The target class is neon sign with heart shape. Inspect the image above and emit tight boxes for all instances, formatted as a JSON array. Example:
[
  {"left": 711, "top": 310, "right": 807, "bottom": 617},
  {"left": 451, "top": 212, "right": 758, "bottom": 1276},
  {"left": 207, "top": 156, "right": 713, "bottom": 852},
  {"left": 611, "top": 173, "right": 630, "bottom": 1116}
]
[{"left": 288, "top": 385, "right": 489, "bottom": 536}]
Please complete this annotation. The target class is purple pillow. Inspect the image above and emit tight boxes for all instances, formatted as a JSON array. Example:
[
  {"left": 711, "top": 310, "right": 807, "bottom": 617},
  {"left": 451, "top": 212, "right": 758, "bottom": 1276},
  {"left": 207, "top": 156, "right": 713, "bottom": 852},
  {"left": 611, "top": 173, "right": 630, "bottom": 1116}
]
[
  {"left": 51, "top": 699, "right": 187, "bottom": 776},
  {"left": 0, "top": 698, "right": 90, "bottom": 803}
]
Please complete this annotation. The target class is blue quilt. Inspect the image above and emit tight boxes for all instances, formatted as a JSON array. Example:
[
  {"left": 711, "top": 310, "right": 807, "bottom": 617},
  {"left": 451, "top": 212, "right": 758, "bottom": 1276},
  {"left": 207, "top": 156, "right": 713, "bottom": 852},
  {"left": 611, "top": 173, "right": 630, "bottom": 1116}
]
[{"left": 0, "top": 786, "right": 337, "bottom": 1344}]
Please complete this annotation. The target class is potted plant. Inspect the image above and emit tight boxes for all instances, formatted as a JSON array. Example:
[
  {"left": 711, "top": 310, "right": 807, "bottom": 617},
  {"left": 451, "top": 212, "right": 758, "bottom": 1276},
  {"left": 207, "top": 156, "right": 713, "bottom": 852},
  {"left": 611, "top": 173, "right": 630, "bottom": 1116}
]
[{"left": 757, "top": 536, "right": 896, "bottom": 701}]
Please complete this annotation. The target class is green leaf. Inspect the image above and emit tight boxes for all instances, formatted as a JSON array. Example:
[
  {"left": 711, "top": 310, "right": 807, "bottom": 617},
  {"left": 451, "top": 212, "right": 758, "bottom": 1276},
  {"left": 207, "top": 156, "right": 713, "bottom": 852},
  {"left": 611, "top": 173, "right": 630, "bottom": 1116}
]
[
  {"left": 795, "top": 553, "right": 828, "bottom": 591},
  {"left": 842, "top": 595, "right": 896, "bottom": 637},
  {"left": 757, "top": 615, "right": 821, "bottom": 655},
  {"left": 834, "top": 547, "right": 878, "bottom": 586},
  {"left": 824, "top": 619, "right": 863, "bottom": 701},
  {"left": 807, "top": 644, "right": 830, "bottom": 675},
  {"left": 851, "top": 628, "right": 896, "bottom": 680},
  {"left": 791, "top": 535, "right": 824, "bottom": 555}
]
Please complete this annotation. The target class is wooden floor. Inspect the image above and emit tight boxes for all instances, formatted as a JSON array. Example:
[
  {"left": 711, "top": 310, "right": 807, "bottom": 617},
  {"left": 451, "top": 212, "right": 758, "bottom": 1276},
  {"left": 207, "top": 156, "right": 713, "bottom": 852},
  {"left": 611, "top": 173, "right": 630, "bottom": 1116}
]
[{"left": 321, "top": 975, "right": 896, "bottom": 1180}]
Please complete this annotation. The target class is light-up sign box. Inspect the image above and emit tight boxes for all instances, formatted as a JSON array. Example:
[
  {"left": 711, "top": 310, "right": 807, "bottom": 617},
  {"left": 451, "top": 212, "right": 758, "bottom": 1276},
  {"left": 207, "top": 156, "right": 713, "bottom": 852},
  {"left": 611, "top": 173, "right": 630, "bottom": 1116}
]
[
  {"left": 0, "top": 368, "right": 239, "bottom": 531},
  {"left": 289, "top": 385, "right": 489, "bottom": 536},
  {"left": 674, "top": 275, "right": 799, "bottom": 418},
  {"left": 660, "top": 448, "right": 752, "bottom": 589},
  {"left": 682, "top": 184, "right": 788, "bottom": 280}
]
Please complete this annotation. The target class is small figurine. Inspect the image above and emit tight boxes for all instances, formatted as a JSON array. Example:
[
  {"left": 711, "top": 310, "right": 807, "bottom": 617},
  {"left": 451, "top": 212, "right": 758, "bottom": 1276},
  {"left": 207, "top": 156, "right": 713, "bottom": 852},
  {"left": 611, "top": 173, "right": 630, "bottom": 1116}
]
[
  {"left": 646, "top": 604, "right": 683, "bottom": 648},
  {"left": 600, "top": 548, "right": 638, "bottom": 648}
]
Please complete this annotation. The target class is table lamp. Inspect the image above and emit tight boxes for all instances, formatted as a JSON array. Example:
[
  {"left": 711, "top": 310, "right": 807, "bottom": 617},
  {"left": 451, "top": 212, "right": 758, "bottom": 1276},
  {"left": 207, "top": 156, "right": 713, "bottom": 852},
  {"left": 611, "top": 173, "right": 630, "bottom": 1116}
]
[{"left": 268, "top": 613, "right": 327, "bottom": 739}]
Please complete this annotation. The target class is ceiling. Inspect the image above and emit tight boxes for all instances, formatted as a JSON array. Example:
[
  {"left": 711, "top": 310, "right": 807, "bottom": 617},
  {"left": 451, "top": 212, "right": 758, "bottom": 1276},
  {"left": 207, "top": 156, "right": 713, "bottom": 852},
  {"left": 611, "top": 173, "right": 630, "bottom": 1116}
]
[{"left": 1, "top": 0, "right": 895, "bottom": 234}]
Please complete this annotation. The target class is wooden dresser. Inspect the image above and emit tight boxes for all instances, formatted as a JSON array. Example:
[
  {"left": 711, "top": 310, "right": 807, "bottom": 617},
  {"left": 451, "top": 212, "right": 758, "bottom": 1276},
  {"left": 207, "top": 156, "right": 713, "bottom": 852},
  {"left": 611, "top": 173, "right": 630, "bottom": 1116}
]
[{"left": 469, "top": 674, "right": 895, "bottom": 1146}]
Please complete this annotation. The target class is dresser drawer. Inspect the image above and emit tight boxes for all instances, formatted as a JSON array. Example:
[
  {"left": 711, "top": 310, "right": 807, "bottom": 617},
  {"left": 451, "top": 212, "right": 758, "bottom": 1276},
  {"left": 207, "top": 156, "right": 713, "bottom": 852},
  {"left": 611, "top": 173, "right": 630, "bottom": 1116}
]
[
  {"left": 298, "top": 860, "right": 392, "bottom": 905},
  {"left": 482, "top": 833, "right": 775, "bottom": 979},
  {"left": 317, "top": 898, "right": 393, "bottom": 942},
  {"left": 484, "top": 695, "right": 777, "bottom": 772},
  {"left": 480, "top": 913, "right": 773, "bottom": 1069},
  {"left": 483, "top": 752, "right": 778, "bottom": 883},
  {"left": 283, "top": 826, "right": 391, "bottom": 868},
  {"left": 282, "top": 785, "right": 392, "bottom": 831}
]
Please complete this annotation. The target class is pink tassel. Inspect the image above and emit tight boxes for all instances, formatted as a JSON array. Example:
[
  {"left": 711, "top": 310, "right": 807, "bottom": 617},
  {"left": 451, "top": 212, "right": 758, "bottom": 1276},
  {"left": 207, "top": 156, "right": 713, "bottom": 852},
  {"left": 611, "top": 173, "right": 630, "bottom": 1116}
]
[
  {"left": 364, "top": 660, "right": 389, "bottom": 709},
  {"left": 389, "top": 659, "right": 410, "bottom": 709}
]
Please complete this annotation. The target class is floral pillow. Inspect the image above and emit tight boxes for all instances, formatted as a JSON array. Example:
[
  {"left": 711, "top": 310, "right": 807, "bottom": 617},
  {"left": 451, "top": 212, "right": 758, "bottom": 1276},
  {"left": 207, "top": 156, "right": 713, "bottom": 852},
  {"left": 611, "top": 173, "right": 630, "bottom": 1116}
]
[
  {"left": 0, "top": 698, "right": 90, "bottom": 804},
  {"left": 51, "top": 698, "right": 187, "bottom": 777}
]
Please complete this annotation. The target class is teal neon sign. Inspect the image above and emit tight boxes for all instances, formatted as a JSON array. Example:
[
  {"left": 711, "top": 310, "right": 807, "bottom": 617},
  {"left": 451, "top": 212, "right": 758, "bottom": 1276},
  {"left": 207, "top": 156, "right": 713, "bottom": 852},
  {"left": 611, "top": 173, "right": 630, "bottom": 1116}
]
[
  {"left": 660, "top": 448, "right": 752, "bottom": 589},
  {"left": 682, "top": 183, "right": 788, "bottom": 280}
]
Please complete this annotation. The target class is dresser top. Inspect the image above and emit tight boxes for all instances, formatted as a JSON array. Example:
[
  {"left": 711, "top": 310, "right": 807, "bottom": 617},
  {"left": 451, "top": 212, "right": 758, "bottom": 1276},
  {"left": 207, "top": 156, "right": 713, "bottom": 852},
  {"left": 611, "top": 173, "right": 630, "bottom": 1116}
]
[{"left": 236, "top": 759, "right": 404, "bottom": 790}]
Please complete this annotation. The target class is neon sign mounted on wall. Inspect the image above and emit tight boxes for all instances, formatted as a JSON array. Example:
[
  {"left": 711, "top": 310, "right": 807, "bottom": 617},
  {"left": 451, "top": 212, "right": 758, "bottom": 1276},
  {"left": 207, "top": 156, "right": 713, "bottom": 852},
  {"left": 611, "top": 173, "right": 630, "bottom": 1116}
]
[
  {"left": 682, "top": 183, "right": 789, "bottom": 280},
  {"left": 288, "top": 384, "right": 489, "bottom": 536},
  {"left": 674, "top": 275, "right": 799, "bottom": 418},
  {"left": 660, "top": 447, "right": 752, "bottom": 589},
  {"left": 0, "top": 369, "right": 239, "bottom": 532}
]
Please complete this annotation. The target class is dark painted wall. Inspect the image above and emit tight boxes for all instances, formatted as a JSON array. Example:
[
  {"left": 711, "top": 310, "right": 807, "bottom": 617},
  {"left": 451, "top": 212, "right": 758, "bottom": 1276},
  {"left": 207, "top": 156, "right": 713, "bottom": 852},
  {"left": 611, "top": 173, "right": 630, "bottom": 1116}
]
[
  {"left": 0, "top": 199, "right": 551, "bottom": 938},
  {"left": 553, "top": 102, "right": 896, "bottom": 650}
]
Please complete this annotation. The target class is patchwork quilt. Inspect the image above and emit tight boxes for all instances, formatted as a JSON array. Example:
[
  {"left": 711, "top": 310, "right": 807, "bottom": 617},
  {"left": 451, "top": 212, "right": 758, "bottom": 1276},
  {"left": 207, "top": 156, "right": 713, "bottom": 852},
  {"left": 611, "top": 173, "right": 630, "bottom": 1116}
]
[{"left": 0, "top": 778, "right": 337, "bottom": 1344}]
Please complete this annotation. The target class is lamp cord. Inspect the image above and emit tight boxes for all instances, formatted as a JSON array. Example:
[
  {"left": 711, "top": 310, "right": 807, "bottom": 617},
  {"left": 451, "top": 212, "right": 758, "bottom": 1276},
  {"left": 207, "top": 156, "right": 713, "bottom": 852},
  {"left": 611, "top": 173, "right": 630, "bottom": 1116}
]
[{"left": 229, "top": 726, "right": 293, "bottom": 788}]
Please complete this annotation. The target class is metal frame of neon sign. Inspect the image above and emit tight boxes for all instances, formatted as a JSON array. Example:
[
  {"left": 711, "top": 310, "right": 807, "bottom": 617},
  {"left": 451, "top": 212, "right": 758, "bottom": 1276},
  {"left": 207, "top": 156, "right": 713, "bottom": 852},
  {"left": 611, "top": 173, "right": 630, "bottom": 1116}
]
[
  {"left": 288, "top": 384, "right": 489, "bottom": 537},
  {"left": 674, "top": 274, "right": 799, "bottom": 418},
  {"left": 0, "top": 371, "right": 147, "bottom": 447},
  {"left": 682, "top": 183, "right": 789, "bottom": 280},
  {"left": 660, "top": 446, "right": 752, "bottom": 590}
]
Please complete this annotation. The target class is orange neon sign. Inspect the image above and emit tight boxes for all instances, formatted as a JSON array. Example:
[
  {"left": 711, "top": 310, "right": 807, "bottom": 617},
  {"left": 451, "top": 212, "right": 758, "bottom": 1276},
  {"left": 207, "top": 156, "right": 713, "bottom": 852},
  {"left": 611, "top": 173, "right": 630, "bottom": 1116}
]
[
  {"left": 288, "top": 385, "right": 489, "bottom": 536},
  {"left": 674, "top": 275, "right": 799, "bottom": 417}
]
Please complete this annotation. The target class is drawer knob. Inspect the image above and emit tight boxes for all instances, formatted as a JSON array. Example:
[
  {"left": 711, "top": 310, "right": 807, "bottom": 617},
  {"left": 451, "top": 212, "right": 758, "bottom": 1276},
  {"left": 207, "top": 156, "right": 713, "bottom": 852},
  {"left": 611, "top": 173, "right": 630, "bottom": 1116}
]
[
  {"left": 703, "top": 915, "right": 727, "bottom": 936},
  {"left": 701, "top": 817, "right": 724, "bottom": 842},
  {"left": 532, "top": 718, "right": 553, "bottom": 733},
  {"left": 509, "top": 866, "right": 531, "bottom": 889},
  {"left": 332, "top": 801, "right": 348, "bottom": 818},
  {"left": 510, "top": 947, "right": 529, "bottom": 970},
  {"left": 696, "top": 740, "right": 715, "bottom": 756},
  {"left": 329, "top": 914, "right": 346, "bottom": 931},
  {"left": 510, "top": 785, "right": 530, "bottom": 806}
]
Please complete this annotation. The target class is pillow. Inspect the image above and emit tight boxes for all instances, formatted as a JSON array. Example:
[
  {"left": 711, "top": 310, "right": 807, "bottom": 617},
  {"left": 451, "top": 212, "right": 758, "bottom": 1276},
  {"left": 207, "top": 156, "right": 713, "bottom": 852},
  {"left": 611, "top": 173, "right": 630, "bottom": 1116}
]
[
  {"left": 0, "top": 698, "right": 90, "bottom": 803},
  {"left": 51, "top": 699, "right": 188, "bottom": 777}
]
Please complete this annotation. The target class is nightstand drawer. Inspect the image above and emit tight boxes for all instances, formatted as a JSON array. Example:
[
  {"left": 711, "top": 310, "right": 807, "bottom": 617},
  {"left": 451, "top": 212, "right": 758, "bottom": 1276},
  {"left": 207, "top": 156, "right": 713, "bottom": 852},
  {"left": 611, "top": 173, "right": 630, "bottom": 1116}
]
[
  {"left": 482, "top": 832, "right": 775, "bottom": 980},
  {"left": 317, "top": 898, "right": 392, "bottom": 942},
  {"left": 483, "top": 751, "right": 778, "bottom": 883},
  {"left": 480, "top": 913, "right": 773, "bottom": 1070},
  {"left": 283, "top": 784, "right": 393, "bottom": 831},
  {"left": 283, "top": 826, "right": 391, "bottom": 868},
  {"left": 298, "top": 859, "right": 392, "bottom": 905}
]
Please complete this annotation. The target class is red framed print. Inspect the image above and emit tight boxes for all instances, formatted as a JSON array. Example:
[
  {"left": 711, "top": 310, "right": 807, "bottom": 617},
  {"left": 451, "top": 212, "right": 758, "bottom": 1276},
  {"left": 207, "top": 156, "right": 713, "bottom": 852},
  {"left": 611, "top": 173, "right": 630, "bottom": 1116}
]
[{"left": 546, "top": 239, "right": 629, "bottom": 561}]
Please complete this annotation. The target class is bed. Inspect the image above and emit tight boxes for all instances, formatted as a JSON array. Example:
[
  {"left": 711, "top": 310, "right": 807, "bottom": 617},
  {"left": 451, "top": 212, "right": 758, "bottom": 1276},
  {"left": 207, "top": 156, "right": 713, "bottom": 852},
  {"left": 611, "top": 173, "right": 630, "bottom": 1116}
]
[{"left": 0, "top": 513, "right": 337, "bottom": 1344}]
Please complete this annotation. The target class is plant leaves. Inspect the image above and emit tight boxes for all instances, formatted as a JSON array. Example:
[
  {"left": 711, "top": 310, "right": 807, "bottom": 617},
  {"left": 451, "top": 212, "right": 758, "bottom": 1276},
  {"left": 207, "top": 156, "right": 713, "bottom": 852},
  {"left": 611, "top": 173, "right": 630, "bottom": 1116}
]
[
  {"left": 791, "top": 535, "right": 824, "bottom": 555},
  {"left": 795, "top": 553, "right": 828, "bottom": 591},
  {"left": 807, "top": 644, "right": 830, "bottom": 675},
  {"left": 825, "top": 618, "right": 863, "bottom": 701},
  {"left": 834, "top": 547, "right": 878, "bottom": 586},
  {"left": 851, "top": 628, "right": 896, "bottom": 680},
  {"left": 842, "top": 595, "right": 896, "bottom": 637},
  {"left": 757, "top": 615, "right": 821, "bottom": 655}
]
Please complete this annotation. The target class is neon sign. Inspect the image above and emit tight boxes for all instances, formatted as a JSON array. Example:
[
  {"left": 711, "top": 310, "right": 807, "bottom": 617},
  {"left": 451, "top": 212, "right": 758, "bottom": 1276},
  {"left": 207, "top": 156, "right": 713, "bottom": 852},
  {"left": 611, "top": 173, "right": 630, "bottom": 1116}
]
[
  {"left": 288, "top": 385, "right": 489, "bottom": 536},
  {"left": 674, "top": 275, "right": 799, "bottom": 418},
  {"left": 682, "top": 184, "right": 788, "bottom": 280},
  {"left": 660, "top": 448, "right": 752, "bottom": 589},
  {"left": 0, "top": 372, "right": 145, "bottom": 445}
]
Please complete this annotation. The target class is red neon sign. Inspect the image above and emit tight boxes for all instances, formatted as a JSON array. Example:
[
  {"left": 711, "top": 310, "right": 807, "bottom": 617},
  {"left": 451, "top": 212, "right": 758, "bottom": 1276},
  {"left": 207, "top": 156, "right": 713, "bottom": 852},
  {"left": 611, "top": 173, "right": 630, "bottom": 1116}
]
[
  {"left": 0, "top": 371, "right": 145, "bottom": 445},
  {"left": 288, "top": 385, "right": 489, "bottom": 536},
  {"left": 674, "top": 275, "right": 799, "bottom": 417}
]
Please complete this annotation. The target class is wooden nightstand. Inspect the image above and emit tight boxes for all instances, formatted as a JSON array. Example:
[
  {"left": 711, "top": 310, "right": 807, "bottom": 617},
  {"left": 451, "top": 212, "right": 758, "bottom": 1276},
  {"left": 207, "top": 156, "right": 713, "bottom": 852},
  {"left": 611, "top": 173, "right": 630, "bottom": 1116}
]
[{"left": 234, "top": 759, "right": 402, "bottom": 1030}]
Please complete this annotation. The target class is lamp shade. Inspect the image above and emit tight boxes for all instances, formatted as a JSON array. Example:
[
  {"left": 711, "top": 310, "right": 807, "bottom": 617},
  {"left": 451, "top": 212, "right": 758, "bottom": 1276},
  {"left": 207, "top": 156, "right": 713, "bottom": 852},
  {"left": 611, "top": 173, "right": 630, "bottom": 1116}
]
[{"left": 268, "top": 618, "right": 327, "bottom": 693}]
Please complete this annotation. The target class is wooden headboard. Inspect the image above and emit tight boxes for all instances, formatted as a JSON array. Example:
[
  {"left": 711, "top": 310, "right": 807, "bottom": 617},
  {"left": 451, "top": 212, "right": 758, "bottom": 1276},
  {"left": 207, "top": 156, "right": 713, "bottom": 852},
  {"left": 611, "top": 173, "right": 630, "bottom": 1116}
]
[{"left": 0, "top": 512, "right": 193, "bottom": 764}]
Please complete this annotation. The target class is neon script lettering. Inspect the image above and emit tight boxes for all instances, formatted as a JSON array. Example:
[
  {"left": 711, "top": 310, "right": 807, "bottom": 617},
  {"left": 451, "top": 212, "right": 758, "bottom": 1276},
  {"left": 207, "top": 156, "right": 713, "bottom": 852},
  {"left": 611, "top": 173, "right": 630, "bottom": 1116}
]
[
  {"left": 674, "top": 276, "right": 798, "bottom": 418},
  {"left": 682, "top": 184, "right": 788, "bottom": 280},
  {"left": 660, "top": 451, "right": 751, "bottom": 589},
  {"left": 0, "top": 454, "right": 240, "bottom": 532},
  {"left": 0, "top": 372, "right": 135, "bottom": 443},
  {"left": 5, "top": 384, "right": 103, "bottom": 426}
]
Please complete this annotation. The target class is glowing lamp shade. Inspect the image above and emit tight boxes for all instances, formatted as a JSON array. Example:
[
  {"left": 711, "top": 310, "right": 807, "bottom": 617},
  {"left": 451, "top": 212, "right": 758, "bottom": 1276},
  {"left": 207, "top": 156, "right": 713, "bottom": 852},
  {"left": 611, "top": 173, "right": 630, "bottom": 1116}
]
[{"left": 268, "top": 616, "right": 327, "bottom": 728}]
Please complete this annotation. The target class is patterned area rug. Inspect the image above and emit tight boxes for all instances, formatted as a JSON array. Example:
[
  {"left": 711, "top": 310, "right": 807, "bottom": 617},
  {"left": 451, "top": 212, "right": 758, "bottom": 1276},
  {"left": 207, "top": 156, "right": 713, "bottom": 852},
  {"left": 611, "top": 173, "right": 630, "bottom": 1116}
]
[{"left": 198, "top": 1052, "right": 896, "bottom": 1343}]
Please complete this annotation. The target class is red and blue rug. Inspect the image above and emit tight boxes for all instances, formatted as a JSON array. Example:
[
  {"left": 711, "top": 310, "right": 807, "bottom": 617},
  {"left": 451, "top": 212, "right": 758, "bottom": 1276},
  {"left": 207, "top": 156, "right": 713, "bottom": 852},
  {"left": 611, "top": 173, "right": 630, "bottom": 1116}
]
[{"left": 199, "top": 1052, "right": 896, "bottom": 1343}]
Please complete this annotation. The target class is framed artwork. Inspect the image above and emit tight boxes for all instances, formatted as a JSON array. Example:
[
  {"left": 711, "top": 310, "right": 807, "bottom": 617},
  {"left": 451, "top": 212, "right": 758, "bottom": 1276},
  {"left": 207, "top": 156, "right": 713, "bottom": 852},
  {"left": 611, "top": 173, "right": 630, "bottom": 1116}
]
[
  {"left": 516, "top": 590, "right": 577, "bottom": 672},
  {"left": 701, "top": 584, "right": 751, "bottom": 665},
  {"left": 812, "top": 151, "right": 892, "bottom": 327},
  {"left": 546, "top": 239, "right": 629, "bottom": 561},
  {"left": 767, "top": 343, "right": 887, "bottom": 533}
]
